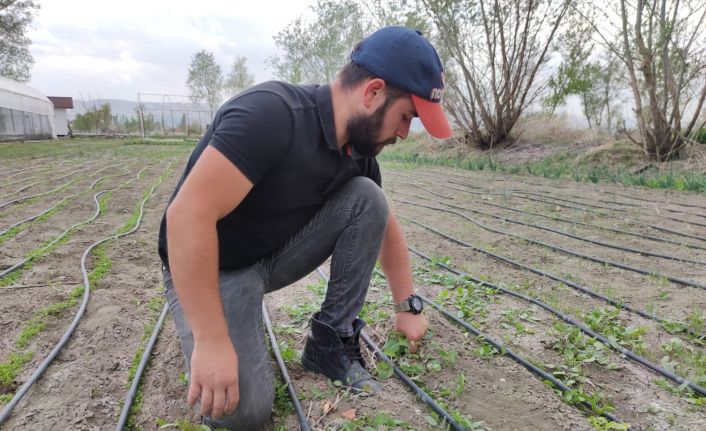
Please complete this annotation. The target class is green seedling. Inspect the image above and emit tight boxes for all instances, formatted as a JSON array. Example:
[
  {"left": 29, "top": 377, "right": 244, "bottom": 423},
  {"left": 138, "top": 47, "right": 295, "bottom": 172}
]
[{"left": 582, "top": 307, "right": 647, "bottom": 354}]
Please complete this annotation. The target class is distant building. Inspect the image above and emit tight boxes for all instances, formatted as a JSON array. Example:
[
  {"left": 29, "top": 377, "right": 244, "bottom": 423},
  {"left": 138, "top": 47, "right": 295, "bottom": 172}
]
[
  {"left": 47, "top": 96, "right": 74, "bottom": 137},
  {"left": 0, "top": 76, "right": 55, "bottom": 141}
]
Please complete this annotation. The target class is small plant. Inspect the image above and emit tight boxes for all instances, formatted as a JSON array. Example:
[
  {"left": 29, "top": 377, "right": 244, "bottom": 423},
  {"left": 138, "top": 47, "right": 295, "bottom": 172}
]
[
  {"left": 588, "top": 416, "right": 630, "bottom": 430},
  {"left": 582, "top": 307, "right": 647, "bottom": 354},
  {"left": 501, "top": 308, "right": 540, "bottom": 334}
]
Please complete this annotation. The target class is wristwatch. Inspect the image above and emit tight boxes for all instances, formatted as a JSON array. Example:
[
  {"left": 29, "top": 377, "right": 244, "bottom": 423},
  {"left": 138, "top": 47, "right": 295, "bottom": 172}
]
[{"left": 394, "top": 294, "right": 424, "bottom": 314}]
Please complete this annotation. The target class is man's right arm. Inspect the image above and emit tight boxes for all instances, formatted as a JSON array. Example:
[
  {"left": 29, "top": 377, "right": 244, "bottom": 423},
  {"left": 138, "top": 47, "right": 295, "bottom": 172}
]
[{"left": 166, "top": 145, "right": 253, "bottom": 419}]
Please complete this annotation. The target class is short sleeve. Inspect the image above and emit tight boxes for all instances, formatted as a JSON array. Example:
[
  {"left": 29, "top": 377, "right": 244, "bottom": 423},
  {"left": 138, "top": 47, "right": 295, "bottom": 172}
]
[{"left": 209, "top": 91, "right": 293, "bottom": 184}]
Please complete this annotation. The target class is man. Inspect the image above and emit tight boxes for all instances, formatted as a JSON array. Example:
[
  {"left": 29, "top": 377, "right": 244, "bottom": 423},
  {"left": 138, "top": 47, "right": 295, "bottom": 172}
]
[{"left": 158, "top": 26, "right": 453, "bottom": 430}]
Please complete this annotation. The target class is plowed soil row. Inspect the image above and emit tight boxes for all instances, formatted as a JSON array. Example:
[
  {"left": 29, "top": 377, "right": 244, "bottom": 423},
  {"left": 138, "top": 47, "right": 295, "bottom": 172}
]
[{"left": 1, "top": 142, "right": 704, "bottom": 430}]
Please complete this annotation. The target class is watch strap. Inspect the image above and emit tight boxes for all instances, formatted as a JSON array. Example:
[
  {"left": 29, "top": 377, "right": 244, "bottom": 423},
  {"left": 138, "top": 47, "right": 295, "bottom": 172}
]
[{"left": 394, "top": 299, "right": 411, "bottom": 312}]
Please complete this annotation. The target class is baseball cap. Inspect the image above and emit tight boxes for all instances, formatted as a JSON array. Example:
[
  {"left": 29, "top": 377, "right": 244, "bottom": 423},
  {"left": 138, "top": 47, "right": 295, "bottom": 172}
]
[{"left": 350, "top": 26, "right": 453, "bottom": 139}]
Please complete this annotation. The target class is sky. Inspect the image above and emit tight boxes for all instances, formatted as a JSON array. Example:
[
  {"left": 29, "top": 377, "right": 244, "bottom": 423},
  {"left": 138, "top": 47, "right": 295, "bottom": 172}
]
[{"left": 28, "top": 0, "right": 317, "bottom": 102}]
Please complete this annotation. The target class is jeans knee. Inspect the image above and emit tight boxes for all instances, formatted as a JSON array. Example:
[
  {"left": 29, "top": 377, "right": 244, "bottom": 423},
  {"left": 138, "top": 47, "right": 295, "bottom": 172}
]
[
  {"left": 204, "top": 385, "right": 274, "bottom": 430},
  {"left": 350, "top": 177, "right": 389, "bottom": 232}
]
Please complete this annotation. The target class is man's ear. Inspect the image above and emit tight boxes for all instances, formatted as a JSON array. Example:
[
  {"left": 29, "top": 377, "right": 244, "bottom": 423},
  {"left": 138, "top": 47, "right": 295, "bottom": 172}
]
[{"left": 361, "top": 78, "right": 386, "bottom": 109}]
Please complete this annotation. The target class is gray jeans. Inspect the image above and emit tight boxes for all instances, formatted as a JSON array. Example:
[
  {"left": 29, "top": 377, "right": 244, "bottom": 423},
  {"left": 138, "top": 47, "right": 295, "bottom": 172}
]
[{"left": 164, "top": 177, "right": 389, "bottom": 430}]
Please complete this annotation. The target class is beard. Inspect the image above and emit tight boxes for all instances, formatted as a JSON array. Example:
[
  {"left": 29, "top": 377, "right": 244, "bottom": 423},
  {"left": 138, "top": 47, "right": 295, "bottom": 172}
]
[{"left": 346, "top": 99, "right": 397, "bottom": 157}]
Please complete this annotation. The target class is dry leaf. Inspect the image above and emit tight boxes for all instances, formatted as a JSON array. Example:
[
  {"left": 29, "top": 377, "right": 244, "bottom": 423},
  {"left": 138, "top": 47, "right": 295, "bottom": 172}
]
[
  {"left": 321, "top": 400, "right": 335, "bottom": 415},
  {"left": 341, "top": 409, "right": 357, "bottom": 420}
]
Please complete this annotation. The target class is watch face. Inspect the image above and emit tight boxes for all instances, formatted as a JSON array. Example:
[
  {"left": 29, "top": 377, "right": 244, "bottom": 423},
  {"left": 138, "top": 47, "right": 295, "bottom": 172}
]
[{"left": 410, "top": 296, "right": 422, "bottom": 312}]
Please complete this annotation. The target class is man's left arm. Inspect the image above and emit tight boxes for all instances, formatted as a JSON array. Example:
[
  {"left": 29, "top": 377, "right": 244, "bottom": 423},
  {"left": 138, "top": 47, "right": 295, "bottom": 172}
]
[{"left": 379, "top": 209, "right": 428, "bottom": 353}]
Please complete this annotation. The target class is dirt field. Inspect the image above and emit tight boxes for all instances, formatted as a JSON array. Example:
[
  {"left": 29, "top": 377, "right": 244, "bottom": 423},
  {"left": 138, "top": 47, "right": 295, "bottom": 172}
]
[{"left": 0, "top": 139, "right": 704, "bottom": 430}]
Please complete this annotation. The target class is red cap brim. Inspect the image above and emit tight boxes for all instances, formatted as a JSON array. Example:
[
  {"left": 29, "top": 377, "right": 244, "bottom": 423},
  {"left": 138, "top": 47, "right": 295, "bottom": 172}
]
[{"left": 411, "top": 94, "right": 453, "bottom": 139}]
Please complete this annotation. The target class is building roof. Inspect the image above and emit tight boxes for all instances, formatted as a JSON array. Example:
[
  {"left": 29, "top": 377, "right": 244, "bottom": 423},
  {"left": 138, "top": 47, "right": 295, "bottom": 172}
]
[
  {"left": 47, "top": 96, "right": 74, "bottom": 109},
  {"left": 0, "top": 76, "right": 53, "bottom": 115}
]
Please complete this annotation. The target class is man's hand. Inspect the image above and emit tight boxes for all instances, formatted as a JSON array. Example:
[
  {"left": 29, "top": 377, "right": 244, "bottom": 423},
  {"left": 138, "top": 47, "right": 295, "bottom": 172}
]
[
  {"left": 394, "top": 312, "right": 428, "bottom": 353},
  {"left": 188, "top": 337, "right": 240, "bottom": 419}
]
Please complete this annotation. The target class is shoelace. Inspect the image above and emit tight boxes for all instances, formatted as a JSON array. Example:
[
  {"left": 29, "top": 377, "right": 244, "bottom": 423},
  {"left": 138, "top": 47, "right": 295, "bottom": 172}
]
[{"left": 342, "top": 342, "right": 364, "bottom": 364}]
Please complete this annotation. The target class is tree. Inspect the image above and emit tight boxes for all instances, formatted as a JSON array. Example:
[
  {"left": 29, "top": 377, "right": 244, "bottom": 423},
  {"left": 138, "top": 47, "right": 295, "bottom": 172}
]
[
  {"left": 580, "top": 0, "right": 706, "bottom": 161},
  {"left": 72, "top": 102, "right": 112, "bottom": 134},
  {"left": 224, "top": 56, "right": 255, "bottom": 96},
  {"left": 360, "top": 0, "right": 431, "bottom": 32},
  {"left": 545, "top": 20, "right": 626, "bottom": 131},
  {"left": 187, "top": 50, "right": 223, "bottom": 118},
  {"left": 422, "top": 0, "right": 571, "bottom": 149},
  {"left": 269, "top": 0, "right": 368, "bottom": 84},
  {"left": 0, "top": 0, "right": 39, "bottom": 82}
]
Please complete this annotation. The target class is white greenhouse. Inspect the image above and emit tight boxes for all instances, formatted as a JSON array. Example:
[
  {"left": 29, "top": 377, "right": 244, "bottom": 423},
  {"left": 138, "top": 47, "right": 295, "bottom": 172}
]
[{"left": 0, "top": 76, "right": 55, "bottom": 141}]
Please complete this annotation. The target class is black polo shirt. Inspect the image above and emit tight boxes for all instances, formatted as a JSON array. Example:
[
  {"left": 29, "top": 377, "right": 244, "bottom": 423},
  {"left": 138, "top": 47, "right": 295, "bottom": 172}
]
[{"left": 158, "top": 81, "right": 382, "bottom": 270}]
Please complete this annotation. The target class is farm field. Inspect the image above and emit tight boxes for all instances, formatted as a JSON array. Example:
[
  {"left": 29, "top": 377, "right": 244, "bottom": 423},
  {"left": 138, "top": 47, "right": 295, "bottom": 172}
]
[{"left": 0, "top": 139, "right": 704, "bottom": 430}]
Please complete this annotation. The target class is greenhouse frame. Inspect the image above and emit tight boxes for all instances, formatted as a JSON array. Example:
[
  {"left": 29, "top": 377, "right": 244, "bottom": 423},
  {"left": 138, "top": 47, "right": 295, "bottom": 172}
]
[{"left": 0, "top": 76, "right": 55, "bottom": 141}]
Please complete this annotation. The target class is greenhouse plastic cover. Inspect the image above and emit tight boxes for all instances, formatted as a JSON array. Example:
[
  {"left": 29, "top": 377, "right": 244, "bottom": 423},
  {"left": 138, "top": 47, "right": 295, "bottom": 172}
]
[{"left": 0, "top": 76, "right": 54, "bottom": 116}]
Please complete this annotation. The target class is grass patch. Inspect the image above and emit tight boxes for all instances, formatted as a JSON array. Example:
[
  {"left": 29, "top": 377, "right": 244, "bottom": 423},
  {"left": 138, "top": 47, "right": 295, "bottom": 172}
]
[
  {"left": 0, "top": 285, "right": 84, "bottom": 401},
  {"left": 379, "top": 137, "right": 706, "bottom": 193},
  {"left": 0, "top": 352, "right": 34, "bottom": 388},
  {"left": 123, "top": 293, "right": 166, "bottom": 430}
]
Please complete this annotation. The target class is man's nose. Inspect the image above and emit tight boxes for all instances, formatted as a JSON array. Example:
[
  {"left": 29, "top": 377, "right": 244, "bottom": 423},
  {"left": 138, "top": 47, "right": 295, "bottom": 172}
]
[{"left": 396, "top": 122, "right": 410, "bottom": 140}]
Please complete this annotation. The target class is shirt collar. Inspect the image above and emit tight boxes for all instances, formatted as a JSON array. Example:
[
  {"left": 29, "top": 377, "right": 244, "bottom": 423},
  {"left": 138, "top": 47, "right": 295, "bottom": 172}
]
[
  {"left": 316, "top": 84, "right": 338, "bottom": 152},
  {"left": 316, "top": 84, "right": 365, "bottom": 160}
]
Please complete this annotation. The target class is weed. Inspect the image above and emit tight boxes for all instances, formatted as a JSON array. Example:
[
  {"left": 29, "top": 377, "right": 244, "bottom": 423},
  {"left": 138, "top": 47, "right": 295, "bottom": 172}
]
[
  {"left": 124, "top": 292, "right": 167, "bottom": 429},
  {"left": 154, "top": 418, "right": 227, "bottom": 431},
  {"left": 15, "top": 285, "right": 84, "bottom": 348},
  {"left": 305, "top": 279, "right": 327, "bottom": 298},
  {"left": 278, "top": 341, "right": 298, "bottom": 363},
  {"left": 0, "top": 352, "right": 34, "bottom": 387},
  {"left": 552, "top": 323, "right": 617, "bottom": 369},
  {"left": 501, "top": 308, "right": 540, "bottom": 335},
  {"left": 282, "top": 301, "right": 318, "bottom": 327},
  {"left": 475, "top": 339, "right": 500, "bottom": 359},
  {"left": 272, "top": 378, "right": 294, "bottom": 417},
  {"left": 379, "top": 145, "right": 706, "bottom": 193},
  {"left": 588, "top": 416, "right": 630, "bottom": 430},
  {"left": 545, "top": 323, "right": 620, "bottom": 415},
  {"left": 653, "top": 378, "right": 706, "bottom": 406},
  {"left": 582, "top": 307, "right": 647, "bottom": 354},
  {"left": 328, "top": 411, "right": 415, "bottom": 430}
]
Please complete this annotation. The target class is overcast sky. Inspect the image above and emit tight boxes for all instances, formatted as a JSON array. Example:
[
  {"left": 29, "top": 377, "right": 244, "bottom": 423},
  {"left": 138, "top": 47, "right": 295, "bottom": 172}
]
[{"left": 28, "top": 0, "right": 316, "bottom": 102}]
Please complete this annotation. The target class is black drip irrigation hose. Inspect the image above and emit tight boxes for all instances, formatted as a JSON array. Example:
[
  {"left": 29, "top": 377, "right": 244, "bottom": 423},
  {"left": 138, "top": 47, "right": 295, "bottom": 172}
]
[
  {"left": 0, "top": 163, "right": 106, "bottom": 211},
  {"left": 115, "top": 302, "right": 169, "bottom": 431},
  {"left": 604, "top": 190, "right": 706, "bottom": 211},
  {"left": 418, "top": 296, "right": 630, "bottom": 427},
  {"left": 388, "top": 174, "right": 706, "bottom": 250},
  {"left": 365, "top": 264, "right": 632, "bottom": 427},
  {"left": 359, "top": 332, "right": 466, "bottom": 431},
  {"left": 405, "top": 245, "right": 706, "bottom": 397},
  {"left": 402, "top": 192, "right": 706, "bottom": 267},
  {"left": 262, "top": 302, "right": 312, "bottom": 431},
  {"left": 0, "top": 167, "right": 24, "bottom": 178},
  {"left": 649, "top": 224, "right": 706, "bottom": 243},
  {"left": 0, "top": 166, "right": 168, "bottom": 425},
  {"left": 392, "top": 210, "right": 705, "bottom": 341},
  {"left": 404, "top": 169, "right": 706, "bottom": 237},
  {"left": 315, "top": 268, "right": 465, "bottom": 431},
  {"left": 498, "top": 178, "right": 706, "bottom": 220},
  {"left": 414, "top": 183, "right": 706, "bottom": 252},
  {"left": 0, "top": 165, "right": 152, "bottom": 280},
  {"left": 404, "top": 173, "right": 706, "bottom": 244},
  {"left": 398, "top": 200, "right": 706, "bottom": 291},
  {"left": 427, "top": 168, "right": 706, "bottom": 212},
  {"left": 0, "top": 163, "right": 135, "bottom": 238},
  {"left": 0, "top": 170, "right": 49, "bottom": 190},
  {"left": 0, "top": 165, "right": 89, "bottom": 200},
  {"left": 445, "top": 177, "right": 706, "bottom": 230}
]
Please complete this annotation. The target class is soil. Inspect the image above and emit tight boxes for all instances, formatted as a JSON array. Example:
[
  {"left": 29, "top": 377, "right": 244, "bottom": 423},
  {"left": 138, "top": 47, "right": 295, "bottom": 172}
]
[{"left": 0, "top": 142, "right": 704, "bottom": 430}]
